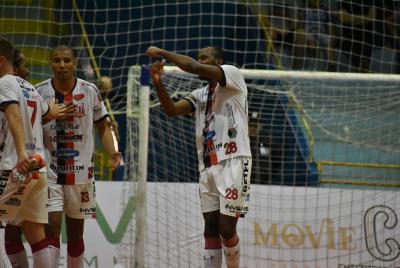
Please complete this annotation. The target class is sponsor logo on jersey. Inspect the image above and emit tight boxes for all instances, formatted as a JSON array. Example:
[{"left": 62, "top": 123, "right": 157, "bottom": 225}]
[
  {"left": 206, "top": 130, "right": 216, "bottom": 139},
  {"left": 53, "top": 134, "right": 83, "bottom": 142},
  {"left": 228, "top": 128, "right": 237, "bottom": 138},
  {"left": 25, "top": 143, "right": 36, "bottom": 150},
  {"left": 242, "top": 159, "right": 250, "bottom": 195},
  {"left": 57, "top": 165, "right": 84, "bottom": 171},
  {"left": 74, "top": 93, "right": 85, "bottom": 100},
  {"left": 75, "top": 104, "right": 85, "bottom": 118},
  {"left": 22, "top": 90, "right": 30, "bottom": 99},
  {"left": 50, "top": 123, "right": 80, "bottom": 131},
  {"left": 225, "top": 204, "right": 248, "bottom": 213},
  {"left": 56, "top": 149, "right": 80, "bottom": 159},
  {"left": 80, "top": 207, "right": 96, "bottom": 214},
  {"left": 93, "top": 105, "right": 102, "bottom": 114}
]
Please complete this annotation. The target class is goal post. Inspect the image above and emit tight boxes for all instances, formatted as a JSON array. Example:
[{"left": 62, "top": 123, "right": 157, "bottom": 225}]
[{"left": 127, "top": 65, "right": 400, "bottom": 267}]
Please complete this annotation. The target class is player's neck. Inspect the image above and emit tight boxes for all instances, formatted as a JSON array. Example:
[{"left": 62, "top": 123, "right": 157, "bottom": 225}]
[
  {"left": 0, "top": 65, "right": 14, "bottom": 78},
  {"left": 52, "top": 77, "right": 77, "bottom": 95}
]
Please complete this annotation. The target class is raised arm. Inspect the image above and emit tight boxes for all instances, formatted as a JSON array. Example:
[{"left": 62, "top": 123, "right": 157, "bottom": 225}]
[
  {"left": 148, "top": 59, "right": 194, "bottom": 117},
  {"left": 146, "top": 46, "right": 224, "bottom": 85}
]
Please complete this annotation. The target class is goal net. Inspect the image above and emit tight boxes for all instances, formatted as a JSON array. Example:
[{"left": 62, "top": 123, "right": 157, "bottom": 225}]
[
  {"left": 0, "top": 0, "right": 399, "bottom": 267},
  {"left": 125, "top": 66, "right": 400, "bottom": 267}
]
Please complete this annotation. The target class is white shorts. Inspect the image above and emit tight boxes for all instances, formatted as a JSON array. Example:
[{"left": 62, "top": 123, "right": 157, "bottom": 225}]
[
  {"left": 199, "top": 156, "right": 251, "bottom": 217},
  {"left": 0, "top": 171, "right": 48, "bottom": 225},
  {"left": 47, "top": 180, "right": 96, "bottom": 219}
]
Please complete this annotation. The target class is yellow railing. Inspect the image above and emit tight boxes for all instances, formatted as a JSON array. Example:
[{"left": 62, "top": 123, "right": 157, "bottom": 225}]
[{"left": 318, "top": 160, "right": 400, "bottom": 187}]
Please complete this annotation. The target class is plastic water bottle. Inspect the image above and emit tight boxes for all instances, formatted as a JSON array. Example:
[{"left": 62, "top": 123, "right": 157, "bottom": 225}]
[
  {"left": 10, "top": 169, "right": 26, "bottom": 184},
  {"left": 10, "top": 154, "right": 45, "bottom": 183}
]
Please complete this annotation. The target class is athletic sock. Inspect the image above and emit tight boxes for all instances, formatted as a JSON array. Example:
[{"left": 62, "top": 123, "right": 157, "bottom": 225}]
[
  {"left": 203, "top": 237, "right": 222, "bottom": 268},
  {"left": 5, "top": 241, "right": 29, "bottom": 268},
  {"left": 67, "top": 239, "right": 85, "bottom": 268},
  {"left": 31, "top": 239, "right": 51, "bottom": 268},
  {"left": 221, "top": 234, "right": 240, "bottom": 268}
]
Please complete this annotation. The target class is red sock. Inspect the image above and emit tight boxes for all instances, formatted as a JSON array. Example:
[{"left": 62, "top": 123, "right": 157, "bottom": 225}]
[
  {"left": 205, "top": 237, "right": 222, "bottom": 249},
  {"left": 48, "top": 236, "right": 60, "bottom": 249},
  {"left": 31, "top": 239, "right": 49, "bottom": 253},
  {"left": 67, "top": 239, "right": 85, "bottom": 257},
  {"left": 5, "top": 241, "right": 25, "bottom": 255}
]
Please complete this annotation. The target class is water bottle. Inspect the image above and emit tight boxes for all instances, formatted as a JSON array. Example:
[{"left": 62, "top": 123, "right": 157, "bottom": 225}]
[
  {"left": 10, "top": 169, "right": 26, "bottom": 184},
  {"left": 11, "top": 154, "right": 45, "bottom": 183}
]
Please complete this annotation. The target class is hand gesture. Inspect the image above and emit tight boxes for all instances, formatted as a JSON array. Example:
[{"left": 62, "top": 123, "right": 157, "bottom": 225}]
[
  {"left": 48, "top": 98, "right": 76, "bottom": 120},
  {"left": 146, "top": 46, "right": 163, "bottom": 57},
  {"left": 149, "top": 60, "right": 166, "bottom": 86},
  {"left": 16, "top": 154, "right": 31, "bottom": 175},
  {"left": 109, "top": 151, "right": 122, "bottom": 171}
]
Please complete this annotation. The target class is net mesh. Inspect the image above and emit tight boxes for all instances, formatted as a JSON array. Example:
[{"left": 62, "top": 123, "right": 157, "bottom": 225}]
[{"left": 0, "top": 0, "right": 399, "bottom": 267}]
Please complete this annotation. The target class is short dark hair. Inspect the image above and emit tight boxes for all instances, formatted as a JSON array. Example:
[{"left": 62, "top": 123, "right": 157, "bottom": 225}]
[
  {"left": 0, "top": 37, "right": 15, "bottom": 63},
  {"left": 51, "top": 45, "right": 76, "bottom": 59},
  {"left": 13, "top": 49, "right": 23, "bottom": 68},
  {"left": 210, "top": 45, "right": 224, "bottom": 64}
]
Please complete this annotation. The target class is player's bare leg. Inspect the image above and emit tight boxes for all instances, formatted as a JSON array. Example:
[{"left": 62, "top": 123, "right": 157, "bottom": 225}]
[
  {"left": 203, "top": 211, "right": 222, "bottom": 268},
  {"left": 45, "top": 211, "right": 63, "bottom": 268},
  {"left": 4, "top": 224, "right": 28, "bottom": 268},
  {"left": 219, "top": 214, "right": 239, "bottom": 268},
  {"left": 21, "top": 221, "right": 51, "bottom": 268},
  {"left": 66, "top": 215, "right": 85, "bottom": 268}
]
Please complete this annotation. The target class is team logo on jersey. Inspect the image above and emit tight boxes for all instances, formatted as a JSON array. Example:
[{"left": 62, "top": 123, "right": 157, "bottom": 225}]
[
  {"left": 56, "top": 149, "right": 80, "bottom": 159},
  {"left": 75, "top": 104, "right": 85, "bottom": 118},
  {"left": 228, "top": 128, "right": 237, "bottom": 138},
  {"left": 206, "top": 130, "right": 216, "bottom": 139},
  {"left": 74, "top": 93, "right": 85, "bottom": 101}
]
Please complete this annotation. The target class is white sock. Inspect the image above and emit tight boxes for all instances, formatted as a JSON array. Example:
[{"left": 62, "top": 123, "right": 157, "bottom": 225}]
[
  {"left": 222, "top": 241, "right": 240, "bottom": 268},
  {"left": 67, "top": 254, "right": 83, "bottom": 268},
  {"left": 7, "top": 250, "right": 29, "bottom": 268},
  {"left": 48, "top": 245, "right": 60, "bottom": 268},
  {"left": 203, "top": 248, "right": 222, "bottom": 268},
  {"left": 32, "top": 247, "right": 52, "bottom": 268}
]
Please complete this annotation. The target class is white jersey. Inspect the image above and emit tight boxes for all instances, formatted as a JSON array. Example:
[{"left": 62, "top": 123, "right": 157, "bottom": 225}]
[
  {"left": 36, "top": 78, "right": 108, "bottom": 185},
  {"left": 0, "top": 74, "right": 48, "bottom": 170},
  {"left": 185, "top": 65, "right": 251, "bottom": 171}
]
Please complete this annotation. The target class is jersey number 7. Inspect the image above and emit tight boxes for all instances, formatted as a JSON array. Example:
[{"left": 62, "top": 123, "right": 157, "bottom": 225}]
[{"left": 26, "top": 100, "right": 37, "bottom": 127}]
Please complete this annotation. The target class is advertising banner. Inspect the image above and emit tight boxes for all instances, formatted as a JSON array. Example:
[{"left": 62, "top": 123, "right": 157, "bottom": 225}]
[{"left": 0, "top": 182, "right": 399, "bottom": 268}]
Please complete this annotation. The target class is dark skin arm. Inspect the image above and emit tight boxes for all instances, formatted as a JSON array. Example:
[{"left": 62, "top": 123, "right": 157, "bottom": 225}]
[
  {"left": 146, "top": 46, "right": 224, "bottom": 117},
  {"left": 148, "top": 60, "right": 193, "bottom": 117},
  {"left": 146, "top": 46, "right": 223, "bottom": 83}
]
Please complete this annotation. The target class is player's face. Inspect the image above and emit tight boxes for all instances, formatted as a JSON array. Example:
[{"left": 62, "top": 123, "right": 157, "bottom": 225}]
[
  {"left": 14, "top": 53, "right": 29, "bottom": 80},
  {"left": 198, "top": 47, "right": 218, "bottom": 66},
  {"left": 50, "top": 49, "right": 77, "bottom": 80}
]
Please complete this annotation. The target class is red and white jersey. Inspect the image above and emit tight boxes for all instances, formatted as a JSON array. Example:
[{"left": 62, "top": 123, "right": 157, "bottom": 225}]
[
  {"left": 36, "top": 78, "right": 108, "bottom": 185},
  {"left": 0, "top": 74, "right": 48, "bottom": 170},
  {"left": 185, "top": 65, "right": 251, "bottom": 171}
]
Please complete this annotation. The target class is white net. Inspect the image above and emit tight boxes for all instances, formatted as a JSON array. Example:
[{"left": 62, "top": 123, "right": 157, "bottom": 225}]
[
  {"left": 127, "top": 67, "right": 400, "bottom": 267},
  {"left": 1, "top": 0, "right": 400, "bottom": 267}
]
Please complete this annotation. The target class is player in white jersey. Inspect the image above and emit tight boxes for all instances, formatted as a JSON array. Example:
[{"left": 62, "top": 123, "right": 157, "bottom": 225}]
[
  {"left": 0, "top": 38, "right": 53, "bottom": 268},
  {"left": 3, "top": 48, "right": 76, "bottom": 268},
  {"left": 36, "top": 45, "right": 121, "bottom": 268},
  {"left": 147, "top": 45, "right": 252, "bottom": 268}
]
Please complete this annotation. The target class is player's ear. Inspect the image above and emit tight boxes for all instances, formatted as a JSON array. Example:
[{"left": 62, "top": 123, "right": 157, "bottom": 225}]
[{"left": 216, "top": 58, "right": 224, "bottom": 65}]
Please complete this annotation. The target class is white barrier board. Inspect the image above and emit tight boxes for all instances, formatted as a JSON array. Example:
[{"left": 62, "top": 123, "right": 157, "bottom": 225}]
[{"left": 0, "top": 182, "right": 399, "bottom": 268}]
